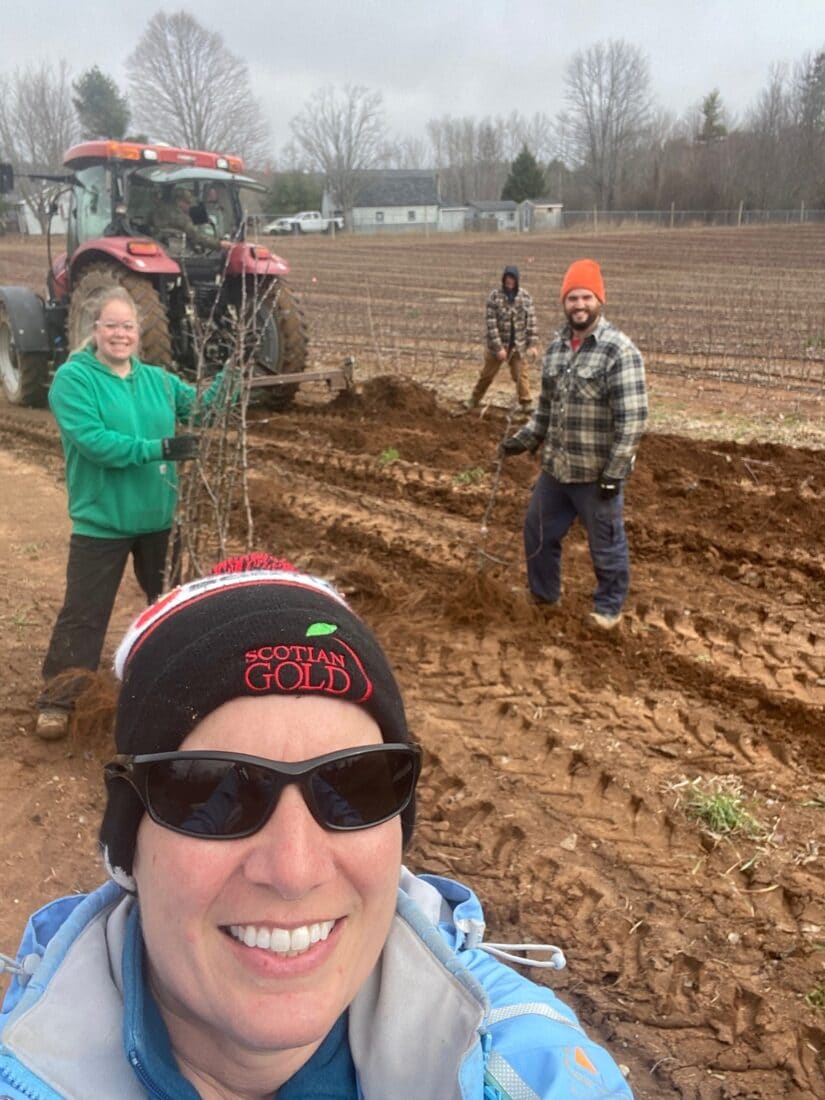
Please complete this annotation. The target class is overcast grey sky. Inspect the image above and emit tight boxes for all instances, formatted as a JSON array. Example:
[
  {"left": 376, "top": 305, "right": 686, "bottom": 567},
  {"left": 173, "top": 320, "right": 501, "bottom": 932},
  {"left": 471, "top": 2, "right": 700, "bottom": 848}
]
[{"left": 7, "top": 0, "right": 824, "bottom": 157}]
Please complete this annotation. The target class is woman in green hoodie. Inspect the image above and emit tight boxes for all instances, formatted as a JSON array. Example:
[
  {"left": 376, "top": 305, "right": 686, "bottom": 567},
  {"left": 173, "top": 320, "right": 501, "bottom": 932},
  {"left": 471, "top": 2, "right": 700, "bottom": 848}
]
[{"left": 36, "top": 286, "right": 227, "bottom": 740}]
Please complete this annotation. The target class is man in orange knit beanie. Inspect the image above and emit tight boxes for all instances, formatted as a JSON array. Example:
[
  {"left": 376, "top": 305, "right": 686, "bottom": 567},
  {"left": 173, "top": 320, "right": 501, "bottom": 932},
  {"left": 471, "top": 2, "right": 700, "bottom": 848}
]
[{"left": 499, "top": 258, "right": 647, "bottom": 630}]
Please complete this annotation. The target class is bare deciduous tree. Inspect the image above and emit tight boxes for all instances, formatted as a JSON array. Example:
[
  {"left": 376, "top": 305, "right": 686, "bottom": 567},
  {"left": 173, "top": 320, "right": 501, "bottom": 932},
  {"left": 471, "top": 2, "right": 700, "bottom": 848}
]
[
  {"left": 290, "top": 85, "right": 386, "bottom": 223},
  {"left": 0, "top": 60, "right": 78, "bottom": 231},
  {"left": 628, "top": 108, "right": 678, "bottom": 209},
  {"left": 475, "top": 119, "right": 506, "bottom": 199},
  {"left": 126, "top": 11, "right": 270, "bottom": 165},
  {"left": 791, "top": 50, "right": 825, "bottom": 202},
  {"left": 503, "top": 110, "right": 556, "bottom": 165},
  {"left": 277, "top": 140, "right": 310, "bottom": 173},
  {"left": 379, "top": 135, "right": 429, "bottom": 171},
  {"left": 564, "top": 39, "right": 652, "bottom": 209},
  {"left": 425, "top": 115, "right": 510, "bottom": 203},
  {"left": 744, "top": 65, "right": 794, "bottom": 207}
]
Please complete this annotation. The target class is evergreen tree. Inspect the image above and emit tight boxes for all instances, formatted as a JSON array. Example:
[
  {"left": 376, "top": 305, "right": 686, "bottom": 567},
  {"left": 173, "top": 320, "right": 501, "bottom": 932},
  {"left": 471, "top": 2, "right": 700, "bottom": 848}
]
[
  {"left": 501, "top": 145, "right": 546, "bottom": 202},
  {"left": 698, "top": 89, "right": 727, "bottom": 143},
  {"left": 266, "top": 171, "right": 323, "bottom": 215},
  {"left": 73, "top": 66, "right": 130, "bottom": 140}
]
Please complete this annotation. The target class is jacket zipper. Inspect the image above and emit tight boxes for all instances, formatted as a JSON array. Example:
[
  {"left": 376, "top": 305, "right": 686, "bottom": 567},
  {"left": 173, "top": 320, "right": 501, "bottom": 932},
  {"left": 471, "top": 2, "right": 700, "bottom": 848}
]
[{"left": 128, "top": 1049, "right": 181, "bottom": 1100}]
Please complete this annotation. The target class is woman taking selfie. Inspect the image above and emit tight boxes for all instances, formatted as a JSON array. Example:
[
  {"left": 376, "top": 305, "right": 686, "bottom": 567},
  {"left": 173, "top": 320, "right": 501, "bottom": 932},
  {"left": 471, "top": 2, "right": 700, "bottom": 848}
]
[{"left": 2, "top": 555, "right": 632, "bottom": 1098}]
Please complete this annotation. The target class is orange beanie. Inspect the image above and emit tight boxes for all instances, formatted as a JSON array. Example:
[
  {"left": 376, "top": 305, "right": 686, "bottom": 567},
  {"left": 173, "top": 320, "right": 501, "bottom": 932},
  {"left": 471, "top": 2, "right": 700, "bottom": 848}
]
[{"left": 560, "top": 259, "right": 606, "bottom": 303}]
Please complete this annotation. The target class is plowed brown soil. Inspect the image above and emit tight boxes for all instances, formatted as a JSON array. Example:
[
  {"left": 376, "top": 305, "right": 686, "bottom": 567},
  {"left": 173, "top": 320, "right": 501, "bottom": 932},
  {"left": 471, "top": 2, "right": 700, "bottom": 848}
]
[{"left": 0, "top": 229, "right": 823, "bottom": 1099}]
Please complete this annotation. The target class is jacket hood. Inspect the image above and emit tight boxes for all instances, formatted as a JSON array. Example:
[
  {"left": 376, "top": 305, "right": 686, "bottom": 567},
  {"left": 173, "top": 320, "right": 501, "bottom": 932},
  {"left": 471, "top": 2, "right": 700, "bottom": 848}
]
[
  {"left": 502, "top": 265, "right": 520, "bottom": 291},
  {"left": 67, "top": 346, "right": 139, "bottom": 375}
]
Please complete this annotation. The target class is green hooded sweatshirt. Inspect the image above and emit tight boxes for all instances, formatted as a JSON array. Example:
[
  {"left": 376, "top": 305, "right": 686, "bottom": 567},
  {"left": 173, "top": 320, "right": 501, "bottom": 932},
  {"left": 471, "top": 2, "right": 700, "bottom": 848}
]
[{"left": 48, "top": 348, "right": 226, "bottom": 539}]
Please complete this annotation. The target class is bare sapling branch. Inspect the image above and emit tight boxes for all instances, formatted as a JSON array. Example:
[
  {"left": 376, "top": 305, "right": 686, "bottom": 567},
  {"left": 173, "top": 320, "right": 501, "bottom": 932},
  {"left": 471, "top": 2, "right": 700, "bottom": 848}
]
[{"left": 164, "top": 249, "right": 275, "bottom": 587}]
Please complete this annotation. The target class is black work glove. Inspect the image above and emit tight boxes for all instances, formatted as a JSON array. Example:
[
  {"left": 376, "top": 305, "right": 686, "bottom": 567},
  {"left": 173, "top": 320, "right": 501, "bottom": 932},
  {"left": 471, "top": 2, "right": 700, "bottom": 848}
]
[
  {"left": 161, "top": 434, "right": 199, "bottom": 462},
  {"left": 498, "top": 436, "right": 529, "bottom": 458},
  {"left": 598, "top": 477, "right": 622, "bottom": 499}
]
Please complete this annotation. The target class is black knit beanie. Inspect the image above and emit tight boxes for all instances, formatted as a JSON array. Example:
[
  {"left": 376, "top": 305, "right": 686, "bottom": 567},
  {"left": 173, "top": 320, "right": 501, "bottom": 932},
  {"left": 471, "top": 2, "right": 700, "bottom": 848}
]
[{"left": 100, "top": 555, "right": 415, "bottom": 885}]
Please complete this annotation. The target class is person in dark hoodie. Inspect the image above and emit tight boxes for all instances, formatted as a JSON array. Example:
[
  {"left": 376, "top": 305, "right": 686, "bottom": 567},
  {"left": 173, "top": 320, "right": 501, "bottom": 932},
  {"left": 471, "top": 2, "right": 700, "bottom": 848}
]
[
  {"left": 464, "top": 265, "right": 539, "bottom": 412},
  {"left": 35, "top": 286, "right": 231, "bottom": 741}
]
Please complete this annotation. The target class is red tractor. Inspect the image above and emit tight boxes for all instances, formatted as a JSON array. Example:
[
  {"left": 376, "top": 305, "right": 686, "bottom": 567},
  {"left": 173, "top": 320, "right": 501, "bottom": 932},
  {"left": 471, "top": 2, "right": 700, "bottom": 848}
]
[{"left": 0, "top": 141, "right": 316, "bottom": 407}]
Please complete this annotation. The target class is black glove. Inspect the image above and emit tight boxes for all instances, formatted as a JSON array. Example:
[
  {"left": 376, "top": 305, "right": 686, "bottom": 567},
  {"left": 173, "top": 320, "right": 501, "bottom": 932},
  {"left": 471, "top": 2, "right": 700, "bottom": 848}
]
[
  {"left": 498, "top": 436, "right": 529, "bottom": 458},
  {"left": 598, "top": 477, "right": 622, "bottom": 499},
  {"left": 161, "top": 434, "right": 199, "bottom": 462}
]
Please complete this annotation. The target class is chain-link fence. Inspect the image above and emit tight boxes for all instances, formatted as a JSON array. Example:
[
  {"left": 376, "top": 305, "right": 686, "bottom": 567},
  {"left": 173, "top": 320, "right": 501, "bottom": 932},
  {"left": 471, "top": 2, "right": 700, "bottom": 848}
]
[
  {"left": 560, "top": 207, "right": 825, "bottom": 230},
  {"left": 343, "top": 206, "right": 825, "bottom": 236}
]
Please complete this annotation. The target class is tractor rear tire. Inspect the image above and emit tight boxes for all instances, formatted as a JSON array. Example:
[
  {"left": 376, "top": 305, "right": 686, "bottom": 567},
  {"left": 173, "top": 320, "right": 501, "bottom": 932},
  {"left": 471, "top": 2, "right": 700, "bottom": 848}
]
[
  {"left": 68, "top": 264, "right": 173, "bottom": 368},
  {"left": 253, "top": 280, "right": 309, "bottom": 411},
  {"left": 0, "top": 301, "right": 49, "bottom": 407}
]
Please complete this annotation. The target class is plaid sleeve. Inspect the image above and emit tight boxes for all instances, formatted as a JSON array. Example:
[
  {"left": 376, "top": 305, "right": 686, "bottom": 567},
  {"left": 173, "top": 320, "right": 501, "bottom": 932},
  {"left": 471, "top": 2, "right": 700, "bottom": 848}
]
[
  {"left": 524, "top": 292, "right": 538, "bottom": 347},
  {"left": 602, "top": 343, "right": 648, "bottom": 479},
  {"left": 511, "top": 355, "right": 551, "bottom": 450},
  {"left": 486, "top": 292, "right": 503, "bottom": 351}
]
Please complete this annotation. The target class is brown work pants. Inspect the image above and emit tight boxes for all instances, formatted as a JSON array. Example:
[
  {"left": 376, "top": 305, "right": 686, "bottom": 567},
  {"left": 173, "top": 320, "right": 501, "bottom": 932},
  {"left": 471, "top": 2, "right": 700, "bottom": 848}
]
[{"left": 470, "top": 349, "right": 531, "bottom": 405}]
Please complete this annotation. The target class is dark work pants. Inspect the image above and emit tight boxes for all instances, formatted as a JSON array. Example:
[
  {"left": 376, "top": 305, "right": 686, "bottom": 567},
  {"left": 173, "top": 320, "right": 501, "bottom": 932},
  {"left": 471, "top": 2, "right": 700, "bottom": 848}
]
[
  {"left": 524, "top": 472, "right": 629, "bottom": 615},
  {"left": 39, "top": 530, "right": 171, "bottom": 711}
]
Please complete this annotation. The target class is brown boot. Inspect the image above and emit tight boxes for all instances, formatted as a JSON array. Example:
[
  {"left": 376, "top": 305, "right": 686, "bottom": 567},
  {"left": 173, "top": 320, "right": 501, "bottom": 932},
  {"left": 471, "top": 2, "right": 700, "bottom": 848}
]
[{"left": 452, "top": 397, "right": 478, "bottom": 418}]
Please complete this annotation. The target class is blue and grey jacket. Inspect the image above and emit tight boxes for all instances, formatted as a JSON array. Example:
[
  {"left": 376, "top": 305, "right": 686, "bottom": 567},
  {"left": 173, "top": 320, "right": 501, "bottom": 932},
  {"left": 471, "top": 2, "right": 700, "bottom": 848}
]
[{"left": 0, "top": 871, "right": 632, "bottom": 1099}]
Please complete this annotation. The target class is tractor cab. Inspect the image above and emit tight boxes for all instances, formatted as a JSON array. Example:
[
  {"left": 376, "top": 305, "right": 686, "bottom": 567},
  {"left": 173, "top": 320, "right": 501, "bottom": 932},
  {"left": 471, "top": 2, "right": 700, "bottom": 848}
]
[
  {"left": 62, "top": 141, "right": 267, "bottom": 258},
  {"left": 125, "top": 168, "right": 234, "bottom": 249},
  {"left": 1, "top": 140, "right": 341, "bottom": 410},
  {"left": 44, "top": 141, "right": 301, "bottom": 386}
]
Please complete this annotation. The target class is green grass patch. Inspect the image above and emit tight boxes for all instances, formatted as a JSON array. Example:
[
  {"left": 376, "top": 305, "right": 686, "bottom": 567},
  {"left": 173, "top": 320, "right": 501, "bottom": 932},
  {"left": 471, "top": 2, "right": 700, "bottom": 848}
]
[
  {"left": 377, "top": 447, "right": 400, "bottom": 466},
  {"left": 0, "top": 610, "right": 33, "bottom": 632},
  {"left": 672, "top": 775, "right": 766, "bottom": 838},
  {"left": 452, "top": 466, "right": 486, "bottom": 486}
]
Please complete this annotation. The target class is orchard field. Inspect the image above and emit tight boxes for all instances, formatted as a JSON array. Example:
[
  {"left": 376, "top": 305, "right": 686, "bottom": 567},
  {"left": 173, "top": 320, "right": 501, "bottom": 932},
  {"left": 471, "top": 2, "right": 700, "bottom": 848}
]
[{"left": 0, "top": 226, "right": 823, "bottom": 1098}]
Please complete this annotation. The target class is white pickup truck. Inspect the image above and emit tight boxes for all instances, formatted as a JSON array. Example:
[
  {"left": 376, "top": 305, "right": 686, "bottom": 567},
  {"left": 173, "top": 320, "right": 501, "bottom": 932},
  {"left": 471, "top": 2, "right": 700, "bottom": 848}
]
[{"left": 286, "top": 210, "right": 344, "bottom": 234}]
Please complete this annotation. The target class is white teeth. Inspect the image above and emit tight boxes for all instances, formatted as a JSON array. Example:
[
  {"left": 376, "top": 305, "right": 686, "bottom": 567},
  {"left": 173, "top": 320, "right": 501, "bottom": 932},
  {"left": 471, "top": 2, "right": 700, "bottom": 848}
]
[
  {"left": 228, "top": 919, "right": 335, "bottom": 956},
  {"left": 270, "top": 927, "right": 290, "bottom": 953},
  {"left": 291, "top": 926, "right": 310, "bottom": 953}
]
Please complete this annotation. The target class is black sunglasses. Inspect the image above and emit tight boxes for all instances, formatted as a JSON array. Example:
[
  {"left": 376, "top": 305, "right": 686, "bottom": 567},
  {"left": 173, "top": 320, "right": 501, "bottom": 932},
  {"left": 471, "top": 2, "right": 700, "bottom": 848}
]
[{"left": 105, "top": 744, "right": 421, "bottom": 840}]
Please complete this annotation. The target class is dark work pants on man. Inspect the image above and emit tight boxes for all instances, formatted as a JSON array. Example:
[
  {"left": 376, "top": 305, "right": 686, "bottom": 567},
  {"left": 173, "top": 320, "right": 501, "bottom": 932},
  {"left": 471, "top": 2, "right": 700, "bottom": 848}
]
[
  {"left": 524, "top": 472, "right": 629, "bottom": 615},
  {"left": 39, "top": 530, "right": 171, "bottom": 710}
]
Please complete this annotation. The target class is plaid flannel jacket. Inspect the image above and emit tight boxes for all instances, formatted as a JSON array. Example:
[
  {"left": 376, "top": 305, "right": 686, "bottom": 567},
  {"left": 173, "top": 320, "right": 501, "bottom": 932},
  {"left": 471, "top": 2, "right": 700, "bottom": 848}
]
[
  {"left": 485, "top": 287, "right": 538, "bottom": 354},
  {"left": 513, "top": 316, "right": 648, "bottom": 481}
]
